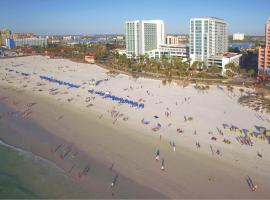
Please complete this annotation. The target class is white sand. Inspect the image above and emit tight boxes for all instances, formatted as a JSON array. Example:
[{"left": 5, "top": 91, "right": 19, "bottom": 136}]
[{"left": 1, "top": 55, "right": 270, "bottom": 197}]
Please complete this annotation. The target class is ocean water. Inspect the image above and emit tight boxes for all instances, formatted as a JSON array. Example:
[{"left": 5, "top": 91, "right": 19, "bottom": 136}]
[
  {"left": 229, "top": 42, "right": 255, "bottom": 49},
  {"left": 0, "top": 142, "right": 40, "bottom": 199},
  {"left": 0, "top": 140, "right": 89, "bottom": 199}
]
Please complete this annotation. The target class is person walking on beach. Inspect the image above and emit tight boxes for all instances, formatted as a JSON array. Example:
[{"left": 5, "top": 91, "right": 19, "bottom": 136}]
[
  {"left": 156, "top": 149, "right": 160, "bottom": 161},
  {"left": 172, "top": 141, "right": 176, "bottom": 152},
  {"left": 111, "top": 173, "right": 119, "bottom": 188},
  {"left": 161, "top": 159, "right": 165, "bottom": 171},
  {"left": 246, "top": 176, "right": 258, "bottom": 191},
  {"left": 196, "top": 142, "right": 200, "bottom": 149}
]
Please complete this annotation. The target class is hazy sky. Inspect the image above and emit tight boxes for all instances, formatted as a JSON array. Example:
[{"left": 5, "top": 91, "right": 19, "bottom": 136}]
[{"left": 1, "top": 0, "right": 269, "bottom": 35}]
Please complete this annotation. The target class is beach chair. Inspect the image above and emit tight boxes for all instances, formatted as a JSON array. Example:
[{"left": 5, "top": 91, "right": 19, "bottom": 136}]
[
  {"left": 257, "top": 134, "right": 266, "bottom": 141},
  {"left": 224, "top": 127, "right": 232, "bottom": 134}
]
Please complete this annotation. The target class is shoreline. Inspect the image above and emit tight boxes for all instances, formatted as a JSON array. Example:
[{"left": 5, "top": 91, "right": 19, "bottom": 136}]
[
  {"left": 0, "top": 55, "right": 270, "bottom": 198},
  {"left": 0, "top": 96, "right": 165, "bottom": 198}
]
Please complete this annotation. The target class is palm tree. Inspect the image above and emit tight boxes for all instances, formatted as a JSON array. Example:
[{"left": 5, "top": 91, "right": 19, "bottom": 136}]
[
  {"left": 185, "top": 58, "right": 192, "bottom": 71},
  {"left": 161, "top": 55, "right": 169, "bottom": 69},
  {"left": 208, "top": 64, "right": 222, "bottom": 74}
]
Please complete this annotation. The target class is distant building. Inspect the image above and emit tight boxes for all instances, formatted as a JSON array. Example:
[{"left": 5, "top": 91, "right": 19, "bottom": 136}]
[
  {"left": 85, "top": 54, "right": 95, "bottom": 63},
  {"left": 208, "top": 52, "right": 242, "bottom": 74},
  {"left": 125, "top": 20, "right": 165, "bottom": 57},
  {"left": 116, "top": 49, "right": 127, "bottom": 55},
  {"left": 5, "top": 38, "right": 15, "bottom": 49},
  {"left": 63, "top": 36, "right": 73, "bottom": 40},
  {"left": 233, "top": 33, "right": 245, "bottom": 41},
  {"left": 258, "top": 18, "right": 270, "bottom": 72},
  {"left": 63, "top": 36, "right": 81, "bottom": 41},
  {"left": 46, "top": 35, "right": 63, "bottom": 44},
  {"left": 148, "top": 44, "right": 189, "bottom": 59},
  {"left": 14, "top": 38, "right": 48, "bottom": 47},
  {"left": 13, "top": 33, "right": 35, "bottom": 39},
  {"left": 166, "top": 35, "right": 188, "bottom": 45},
  {"left": 189, "top": 17, "right": 228, "bottom": 63},
  {"left": 0, "top": 29, "right": 12, "bottom": 46},
  {"left": 116, "top": 35, "right": 124, "bottom": 40}
]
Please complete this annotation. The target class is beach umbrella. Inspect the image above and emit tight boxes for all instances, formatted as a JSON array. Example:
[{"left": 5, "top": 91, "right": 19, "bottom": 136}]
[{"left": 255, "top": 125, "right": 266, "bottom": 132}]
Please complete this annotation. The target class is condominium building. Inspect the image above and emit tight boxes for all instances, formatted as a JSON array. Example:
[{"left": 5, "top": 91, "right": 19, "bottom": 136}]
[
  {"left": 208, "top": 52, "right": 242, "bottom": 74},
  {"left": 14, "top": 37, "right": 48, "bottom": 47},
  {"left": 258, "top": 18, "right": 270, "bottom": 71},
  {"left": 125, "top": 20, "right": 165, "bottom": 57},
  {"left": 166, "top": 35, "right": 189, "bottom": 45},
  {"left": 189, "top": 17, "right": 228, "bottom": 63},
  {"left": 233, "top": 32, "right": 245, "bottom": 41}
]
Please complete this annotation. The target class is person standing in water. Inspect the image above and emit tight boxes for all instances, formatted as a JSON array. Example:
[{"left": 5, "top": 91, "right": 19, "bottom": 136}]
[{"left": 155, "top": 149, "right": 160, "bottom": 161}]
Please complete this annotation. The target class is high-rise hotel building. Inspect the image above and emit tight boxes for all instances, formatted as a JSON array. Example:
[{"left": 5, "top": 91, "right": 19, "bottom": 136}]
[
  {"left": 189, "top": 17, "right": 228, "bottom": 63},
  {"left": 258, "top": 18, "right": 270, "bottom": 70},
  {"left": 125, "top": 20, "right": 165, "bottom": 57}
]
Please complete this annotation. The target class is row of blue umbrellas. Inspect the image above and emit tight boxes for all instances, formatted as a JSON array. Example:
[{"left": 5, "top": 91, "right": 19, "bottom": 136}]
[
  {"left": 7, "top": 67, "right": 144, "bottom": 109},
  {"left": 88, "top": 89, "right": 144, "bottom": 109},
  {"left": 40, "top": 76, "right": 80, "bottom": 88}
]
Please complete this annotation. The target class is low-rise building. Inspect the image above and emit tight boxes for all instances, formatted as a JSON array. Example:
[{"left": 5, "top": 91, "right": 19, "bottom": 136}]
[
  {"left": 116, "top": 35, "right": 124, "bottom": 40},
  {"left": 63, "top": 35, "right": 81, "bottom": 41},
  {"left": 14, "top": 37, "right": 48, "bottom": 47},
  {"left": 148, "top": 44, "right": 189, "bottom": 59},
  {"left": 166, "top": 34, "right": 189, "bottom": 45},
  {"left": 208, "top": 52, "right": 242, "bottom": 74},
  {"left": 116, "top": 49, "right": 127, "bottom": 55},
  {"left": 233, "top": 33, "right": 245, "bottom": 41},
  {"left": 85, "top": 54, "right": 95, "bottom": 63}
]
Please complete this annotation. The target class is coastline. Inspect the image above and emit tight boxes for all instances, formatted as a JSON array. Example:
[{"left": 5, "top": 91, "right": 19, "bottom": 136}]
[
  {"left": 0, "top": 95, "right": 164, "bottom": 198},
  {"left": 0, "top": 55, "right": 270, "bottom": 198}
]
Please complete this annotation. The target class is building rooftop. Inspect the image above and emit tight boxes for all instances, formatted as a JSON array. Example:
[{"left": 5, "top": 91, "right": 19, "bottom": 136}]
[
  {"left": 193, "top": 16, "right": 225, "bottom": 21},
  {"left": 125, "top": 19, "right": 163, "bottom": 23},
  {"left": 208, "top": 53, "right": 241, "bottom": 59},
  {"left": 160, "top": 44, "right": 188, "bottom": 48},
  {"left": 223, "top": 52, "right": 241, "bottom": 58}
]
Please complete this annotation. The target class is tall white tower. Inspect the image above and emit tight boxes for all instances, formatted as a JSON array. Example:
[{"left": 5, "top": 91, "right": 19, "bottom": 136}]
[
  {"left": 189, "top": 17, "right": 228, "bottom": 63},
  {"left": 125, "top": 20, "right": 165, "bottom": 57}
]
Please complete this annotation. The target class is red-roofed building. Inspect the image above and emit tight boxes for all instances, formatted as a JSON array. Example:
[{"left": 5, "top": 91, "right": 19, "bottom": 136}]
[{"left": 85, "top": 53, "right": 95, "bottom": 64}]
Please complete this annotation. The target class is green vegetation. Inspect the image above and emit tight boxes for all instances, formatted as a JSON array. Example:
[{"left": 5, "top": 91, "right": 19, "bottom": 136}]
[
  {"left": 13, "top": 42, "right": 258, "bottom": 86},
  {"left": 238, "top": 93, "right": 270, "bottom": 113},
  {"left": 110, "top": 52, "right": 227, "bottom": 80}
]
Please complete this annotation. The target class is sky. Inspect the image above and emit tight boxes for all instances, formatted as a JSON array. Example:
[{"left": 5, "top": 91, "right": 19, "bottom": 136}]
[{"left": 1, "top": 0, "right": 269, "bottom": 35}]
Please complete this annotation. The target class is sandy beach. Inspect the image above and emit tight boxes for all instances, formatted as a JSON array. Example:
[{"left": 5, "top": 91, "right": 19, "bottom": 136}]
[{"left": 0, "top": 55, "right": 270, "bottom": 198}]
